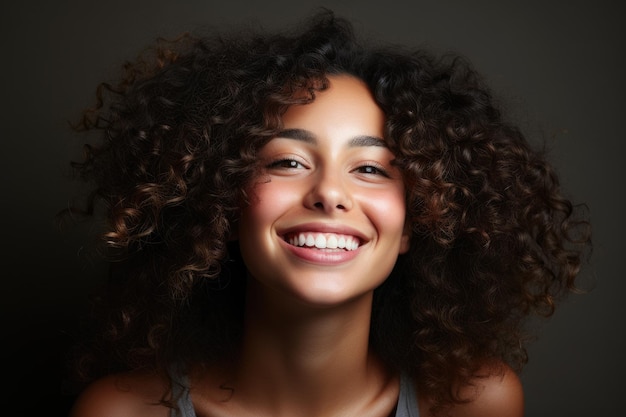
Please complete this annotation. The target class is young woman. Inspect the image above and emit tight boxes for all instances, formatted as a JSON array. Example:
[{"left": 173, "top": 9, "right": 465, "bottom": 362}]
[{"left": 66, "top": 11, "right": 590, "bottom": 417}]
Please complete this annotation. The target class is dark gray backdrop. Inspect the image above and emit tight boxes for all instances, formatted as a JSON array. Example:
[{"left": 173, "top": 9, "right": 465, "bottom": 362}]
[{"left": 2, "top": 1, "right": 623, "bottom": 415}]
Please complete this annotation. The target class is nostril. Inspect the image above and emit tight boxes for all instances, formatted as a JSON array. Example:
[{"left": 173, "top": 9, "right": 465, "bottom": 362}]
[{"left": 310, "top": 199, "right": 350, "bottom": 211}]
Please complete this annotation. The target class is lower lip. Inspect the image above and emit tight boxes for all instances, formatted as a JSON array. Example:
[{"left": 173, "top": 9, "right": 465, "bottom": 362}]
[{"left": 280, "top": 239, "right": 361, "bottom": 265}]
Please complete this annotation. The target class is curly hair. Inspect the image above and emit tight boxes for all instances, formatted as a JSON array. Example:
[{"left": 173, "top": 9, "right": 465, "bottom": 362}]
[{"left": 65, "top": 9, "right": 591, "bottom": 414}]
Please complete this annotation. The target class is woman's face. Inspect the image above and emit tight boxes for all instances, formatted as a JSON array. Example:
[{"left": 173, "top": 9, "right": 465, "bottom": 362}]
[{"left": 238, "top": 75, "right": 409, "bottom": 308}]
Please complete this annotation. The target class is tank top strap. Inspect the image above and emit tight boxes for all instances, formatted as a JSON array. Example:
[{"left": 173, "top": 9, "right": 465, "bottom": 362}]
[
  {"left": 394, "top": 374, "right": 420, "bottom": 417},
  {"left": 170, "top": 367, "right": 196, "bottom": 417}
]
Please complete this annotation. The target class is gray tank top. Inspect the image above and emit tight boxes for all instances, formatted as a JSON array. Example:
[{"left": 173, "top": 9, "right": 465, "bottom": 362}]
[{"left": 171, "top": 373, "right": 419, "bottom": 417}]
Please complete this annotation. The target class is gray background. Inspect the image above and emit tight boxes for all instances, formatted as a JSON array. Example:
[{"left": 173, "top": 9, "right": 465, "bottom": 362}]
[{"left": 1, "top": 1, "right": 623, "bottom": 415}]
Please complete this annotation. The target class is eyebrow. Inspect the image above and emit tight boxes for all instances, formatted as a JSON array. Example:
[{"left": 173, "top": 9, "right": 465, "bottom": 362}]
[{"left": 276, "top": 128, "right": 386, "bottom": 147}]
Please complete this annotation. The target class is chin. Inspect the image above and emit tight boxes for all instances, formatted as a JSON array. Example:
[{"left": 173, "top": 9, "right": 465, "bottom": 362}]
[{"left": 279, "top": 279, "right": 379, "bottom": 309}]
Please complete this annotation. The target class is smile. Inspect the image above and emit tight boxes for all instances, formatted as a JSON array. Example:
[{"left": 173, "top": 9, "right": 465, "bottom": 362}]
[{"left": 285, "top": 232, "right": 360, "bottom": 251}]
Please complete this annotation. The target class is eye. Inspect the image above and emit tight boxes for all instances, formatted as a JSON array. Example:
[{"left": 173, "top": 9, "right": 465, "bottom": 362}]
[
  {"left": 353, "top": 163, "right": 390, "bottom": 178},
  {"left": 266, "top": 158, "right": 306, "bottom": 170}
]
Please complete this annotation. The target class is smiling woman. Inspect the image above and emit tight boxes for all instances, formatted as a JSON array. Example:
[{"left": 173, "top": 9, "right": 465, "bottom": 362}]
[{"left": 64, "top": 9, "right": 590, "bottom": 417}]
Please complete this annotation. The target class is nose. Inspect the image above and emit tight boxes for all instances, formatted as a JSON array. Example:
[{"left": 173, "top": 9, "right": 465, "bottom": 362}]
[{"left": 304, "top": 170, "right": 353, "bottom": 212}]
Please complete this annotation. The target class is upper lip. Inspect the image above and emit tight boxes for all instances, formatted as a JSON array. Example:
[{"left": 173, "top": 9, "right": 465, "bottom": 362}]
[{"left": 278, "top": 222, "right": 369, "bottom": 244}]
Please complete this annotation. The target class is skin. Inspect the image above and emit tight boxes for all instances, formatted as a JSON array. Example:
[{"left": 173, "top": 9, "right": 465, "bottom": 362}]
[{"left": 70, "top": 76, "right": 524, "bottom": 417}]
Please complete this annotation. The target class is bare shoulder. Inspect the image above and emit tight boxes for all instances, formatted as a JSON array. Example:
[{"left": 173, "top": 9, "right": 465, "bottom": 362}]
[
  {"left": 70, "top": 371, "right": 172, "bottom": 417},
  {"left": 450, "top": 363, "right": 524, "bottom": 417}
]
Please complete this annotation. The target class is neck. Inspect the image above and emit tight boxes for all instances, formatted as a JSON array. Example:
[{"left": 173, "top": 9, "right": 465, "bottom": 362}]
[{"left": 231, "top": 278, "right": 394, "bottom": 416}]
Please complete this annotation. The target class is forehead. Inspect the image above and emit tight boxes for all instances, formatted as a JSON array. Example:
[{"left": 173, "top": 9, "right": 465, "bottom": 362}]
[{"left": 280, "top": 75, "right": 384, "bottom": 135}]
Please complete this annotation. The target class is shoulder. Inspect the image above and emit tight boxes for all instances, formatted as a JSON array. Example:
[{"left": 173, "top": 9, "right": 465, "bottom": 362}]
[
  {"left": 450, "top": 363, "right": 524, "bottom": 417},
  {"left": 417, "top": 363, "right": 524, "bottom": 417},
  {"left": 70, "top": 371, "right": 172, "bottom": 417}
]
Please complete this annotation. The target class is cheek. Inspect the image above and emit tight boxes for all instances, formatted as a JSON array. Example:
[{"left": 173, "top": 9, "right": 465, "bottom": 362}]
[
  {"left": 363, "top": 187, "right": 409, "bottom": 254},
  {"left": 240, "top": 180, "right": 302, "bottom": 240},
  {"left": 244, "top": 182, "right": 295, "bottom": 222},
  {"left": 368, "top": 188, "right": 406, "bottom": 228}
]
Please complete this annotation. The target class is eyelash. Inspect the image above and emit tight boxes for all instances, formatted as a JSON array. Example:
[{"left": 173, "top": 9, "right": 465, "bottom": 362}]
[
  {"left": 266, "top": 158, "right": 306, "bottom": 170},
  {"left": 354, "top": 163, "right": 390, "bottom": 178}
]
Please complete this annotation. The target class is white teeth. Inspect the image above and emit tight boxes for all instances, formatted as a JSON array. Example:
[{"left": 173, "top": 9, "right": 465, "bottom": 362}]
[{"left": 287, "top": 232, "right": 361, "bottom": 251}]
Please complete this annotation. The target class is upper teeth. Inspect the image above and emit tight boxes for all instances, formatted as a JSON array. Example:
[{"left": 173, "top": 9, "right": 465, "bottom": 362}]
[{"left": 287, "top": 233, "right": 360, "bottom": 251}]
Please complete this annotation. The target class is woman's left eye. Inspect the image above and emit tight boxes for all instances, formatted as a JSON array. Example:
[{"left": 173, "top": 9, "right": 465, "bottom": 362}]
[{"left": 354, "top": 164, "right": 389, "bottom": 177}]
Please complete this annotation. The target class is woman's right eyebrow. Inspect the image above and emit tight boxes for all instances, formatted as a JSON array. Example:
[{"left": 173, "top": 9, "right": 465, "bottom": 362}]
[{"left": 275, "top": 128, "right": 317, "bottom": 144}]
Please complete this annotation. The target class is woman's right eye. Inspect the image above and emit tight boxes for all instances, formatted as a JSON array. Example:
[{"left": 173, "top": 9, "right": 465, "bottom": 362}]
[{"left": 266, "top": 159, "right": 306, "bottom": 169}]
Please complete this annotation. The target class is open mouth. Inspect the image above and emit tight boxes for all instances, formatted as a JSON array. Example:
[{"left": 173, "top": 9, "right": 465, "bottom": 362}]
[{"left": 284, "top": 232, "right": 361, "bottom": 251}]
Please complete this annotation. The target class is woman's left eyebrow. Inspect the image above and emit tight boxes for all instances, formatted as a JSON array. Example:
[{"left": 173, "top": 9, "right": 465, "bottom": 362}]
[{"left": 348, "top": 135, "right": 386, "bottom": 148}]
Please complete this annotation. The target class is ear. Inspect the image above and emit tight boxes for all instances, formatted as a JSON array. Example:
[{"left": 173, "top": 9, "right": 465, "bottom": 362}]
[{"left": 399, "top": 222, "right": 411, "bottom": 254}]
